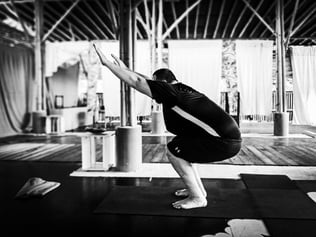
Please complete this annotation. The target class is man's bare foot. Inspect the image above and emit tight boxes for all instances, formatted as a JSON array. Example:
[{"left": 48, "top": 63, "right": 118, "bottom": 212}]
[
  {"left": 174, "top": 188, "right": 207, "bottom": 197},
  {"left": 172, "top": 196, "right": 207, "bottom": 209}
]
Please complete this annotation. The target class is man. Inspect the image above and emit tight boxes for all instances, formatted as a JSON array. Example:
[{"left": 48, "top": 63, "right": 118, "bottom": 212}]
[{"left": 94, "top": 44, "right": 242, "bottom": 210}]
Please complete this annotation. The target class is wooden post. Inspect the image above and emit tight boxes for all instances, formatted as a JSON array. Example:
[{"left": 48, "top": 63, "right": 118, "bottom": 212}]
[
  {"left": 274, "top": 0, "right": 289, "bottom": 136},
  {"left": 34, "top": 0, "right": 44, "bottom": 112},
  {"left": 116, "top": 0, "right": 142, "bottom": 172},
  {"left": 32, "top": 0, "right": 46, "bottom": 133}
]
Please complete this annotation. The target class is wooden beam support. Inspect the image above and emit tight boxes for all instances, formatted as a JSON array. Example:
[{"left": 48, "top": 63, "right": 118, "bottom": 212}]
[
  {"left": 34, "top": 0, "right": 44, "bottom": 111},
  {"left": 162, "top": 0, "right": 201, "bottom": 40},
  {"left": 193, "top": 1, "right": 200, "bottom": 38},
  {"left": 105, "top": 0, "right": 118, "bottom": 33},
  {"left": 83, "top": 0, "right": 115, "bottom": 39},
  {"left": 46, "top": 4, "right": 87, "bottom": 40},
  {"left": 275, "top": 0, "right": 286, "bottom": 113},
  {"left": 241, "top": 0, "right": 276, "bottom": 36},
  {"left": 42, "top": 0, "right": 79, "bottom": 42},
  {"left": 230, "top": 3, "right": 248, "bottom": 38},
  {"left": 171, "top": 1, "right": 180, "bottom": 39},
  {"left": 10, "top": 0, "right": 30, "bottom": 42},
  {"left": 136, "top": 8, "right": 150, "bottom": 36},
  {"left": 213, "top": 0, "right": 225, "bottom": 38},
  {"left": 185, "top": 0, "right": 189, "bottom": 38},
  {"left": 203, "top": 0, "right": 213, "bottom": 38},
  {"left": 222, "top": 0, "right": 237, "bottom": 38},
  {"left": 75, "top": 3, "right": 106, "bottom": 39},
  {"left": 238, "top": 0, "right": 264, "bottom": 38},
  {"left": 157, "top": 0, "right": 163, "bottom": 68},
  {"left": 290, "top": 2, "right": 316, "bottom": 37},
  {"left": 249, "top": 1, "right": 274, "bottom": 37},
  {"left": 57, "top": 1, "right": 99, "bottom": 39}
]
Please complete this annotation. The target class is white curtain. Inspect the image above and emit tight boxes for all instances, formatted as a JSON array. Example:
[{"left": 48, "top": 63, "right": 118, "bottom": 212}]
[
  {"left": 236, "top": 40, "right": 273, "bottom": 116},
  {"left": 134, "top": 40, "right": 152, "bottom": 116},
  {"left": 45, "top": 41, "right": 90, "bottom": 77},
  {"left": 168, "top": 40, "right": 222, "bottom": 104},
  {"left": 99, "top": 40, "right": 151, "bottom": 117},
  {"left": 291, "top": 46, "right": 316, "bottom": 125},
  {"left": 46, "top": 41, "right": 151, "bottom": 117}
]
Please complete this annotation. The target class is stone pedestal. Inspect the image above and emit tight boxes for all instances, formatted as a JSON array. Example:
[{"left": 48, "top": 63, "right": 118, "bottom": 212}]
[
  {"left": 273, "top": 112, "right": 289, "bottom": 136},
  {"left": 151, "top": 111, "right": 165, "bottom": 134},
  {"left": 116, "top": 126, "right": 142, "bottom": 172}
]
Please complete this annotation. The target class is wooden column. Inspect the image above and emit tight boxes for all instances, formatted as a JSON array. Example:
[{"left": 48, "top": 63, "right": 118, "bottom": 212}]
[
  {"left": 34, "top": 0, "right": 44, "bottom": 112},
  {"left": 116, "top": 0, "right": 141, "bottom": 172},
  {"left": 119, "top": 0, "right": 136, "bottom": 126},
  {"left": 32, "top": 0, "right": 46, "bottom": 133},
  {"left": 274, "top": 0, "right": 289, "bottom": 136}
]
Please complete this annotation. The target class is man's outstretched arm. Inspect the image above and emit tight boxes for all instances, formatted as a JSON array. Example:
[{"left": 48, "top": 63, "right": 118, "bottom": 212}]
[{"left": 93, "top": 44, "right": 152, "bottom": 98}]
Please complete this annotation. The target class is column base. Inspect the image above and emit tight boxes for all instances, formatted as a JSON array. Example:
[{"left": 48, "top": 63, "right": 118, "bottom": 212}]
[
  {"left": 273, "top": 112, "right": 289, "bottom": 136},
  {"left": 116, "top": 126, "right": 142, "bottom": 172}
]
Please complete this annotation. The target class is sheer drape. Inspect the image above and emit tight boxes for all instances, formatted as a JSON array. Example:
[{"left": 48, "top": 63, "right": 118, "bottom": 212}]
[
  {"left": 291, "top": 46, "right": 316, "bottom": 125},
  {"left": 0, "top": 45, "right": 34, "bottom": 137},
  {"left": 168, "top": 40, "right": 222, "bottom": 104},
  {"left": 236, "top": 40, "right": 273, "bottom": 116}
]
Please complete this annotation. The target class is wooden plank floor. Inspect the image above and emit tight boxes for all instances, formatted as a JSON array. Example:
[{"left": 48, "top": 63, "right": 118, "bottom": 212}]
[{"left": 0, "top": 133, "right": 316, "bottom": 166}]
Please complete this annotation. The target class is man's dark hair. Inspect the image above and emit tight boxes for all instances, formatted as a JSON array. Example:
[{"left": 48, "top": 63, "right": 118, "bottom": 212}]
[{"left": 153, "top": 68, "right": 178, "bottom": 83}]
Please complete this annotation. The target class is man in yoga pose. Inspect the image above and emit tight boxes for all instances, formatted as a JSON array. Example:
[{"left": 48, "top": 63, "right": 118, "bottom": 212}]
[{"left": 94, "top": 44, "right": 242, "bottom": 210}]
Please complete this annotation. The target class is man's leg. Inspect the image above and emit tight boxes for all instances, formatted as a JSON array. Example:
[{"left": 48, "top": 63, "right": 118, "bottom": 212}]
[
  {"left": 175, "top": 164, "right": 207, "bottom": 197},
  {"left": 167, "top": 150, "right": 207, "bottom": 209}
]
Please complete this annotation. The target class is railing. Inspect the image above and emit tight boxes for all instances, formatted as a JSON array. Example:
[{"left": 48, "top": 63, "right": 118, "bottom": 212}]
[{"left": 221, "top": 91, "right": 294, "bottom": 122}]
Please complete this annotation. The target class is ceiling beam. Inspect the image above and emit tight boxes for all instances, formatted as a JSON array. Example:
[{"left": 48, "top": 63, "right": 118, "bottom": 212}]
[
  {"left": 213, "top": 0, "right": 225, "bottom": 38},
  {"left": 230, "top": 2, "right": 248, "bottom": 38},
  {"left": 259, "top": 0, "right": 292, "bottom": 38},
  {"left": 136, "top": 8, "right": 150, "bottom": 37},
  {"left": 83, "top": 0, "right": 115, "bottom": 39},
  {"left": 42, "top": 0, "right": 79, "bottom": 42},
  {"left": 222, "top": 0, "right": 237, "bottom": 38},
  {"left": 241, "top": 0, "right": 276, "bottom": 36},
  {"left": 290, "top": 2, "right": 316, "bottom": 37},
  {"left": 203, "top": 0, "right": 213, "bottom": 38},
  {"left": 193, "top": 1, "right": 200, "bottom": 38},
  {"left": 185, "top": 0, "right": 188, "bottom": 38},
  {"left": 238, "top": 0, "right": 264, "bottom": 38},
  {"left": 249, "top": 1, "right": 274, "bottom": 37},
  {"left": 171, "top": 1, "right": 180, "bottom": 39},
  {"left": 285, "top": 0, "right": 300, "bottom": 48},
  {"left": 46, "top": 4, "right": 88, "bottom": 40},
  {"left": 75, "top": 2, "right": 106, "bottom": 39},
  {"left": 162, "top": 0, "right": 201, "bottom": 40},
  {"left": 10, "top": 0, "right": 31, "bottom": 42},
  {"left": 57, "top": 1, "right": 99, "bottom": 39},
  {"left": 105, "top": 0, "right": 118, "bottom": 34}
]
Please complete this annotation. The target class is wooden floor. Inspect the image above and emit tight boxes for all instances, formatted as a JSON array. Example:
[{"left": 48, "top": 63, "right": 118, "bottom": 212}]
[
  {"left": 1, "top": 123, "right": 316, "bottom": 236},
  {"left": 0, "top": 132, "right": 315, "bottom": 166}
]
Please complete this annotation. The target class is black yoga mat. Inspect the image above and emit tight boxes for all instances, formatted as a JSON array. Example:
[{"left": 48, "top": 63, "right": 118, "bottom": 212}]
[
  {"left": 241, "top": 174, "right": 316, "bottom": 219},
  {"left": 240, "top": 173, "right": 298, "bottom": 189},
  {"left": 94, "top": 186, "right": 259, "bottom": 218}
]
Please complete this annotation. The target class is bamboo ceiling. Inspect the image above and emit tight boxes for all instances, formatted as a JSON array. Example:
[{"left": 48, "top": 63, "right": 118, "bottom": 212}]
[{"left": 0, "top": 0, "right": 315, "bottom": 47}]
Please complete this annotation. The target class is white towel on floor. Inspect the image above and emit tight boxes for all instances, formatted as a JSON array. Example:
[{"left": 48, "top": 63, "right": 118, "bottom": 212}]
[{"left": 15, "top": 177, "right": 60, "bottom": 199}]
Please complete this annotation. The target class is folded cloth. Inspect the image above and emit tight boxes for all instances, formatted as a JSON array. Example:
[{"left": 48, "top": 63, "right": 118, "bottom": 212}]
[{"left": 15, "top": 177, "right": 60, "bottom": 199}]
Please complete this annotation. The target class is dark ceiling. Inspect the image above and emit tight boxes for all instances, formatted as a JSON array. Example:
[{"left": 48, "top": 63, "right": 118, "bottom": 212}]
[{"left": 0, "top": 0, "right": 315, "bottom": 47}]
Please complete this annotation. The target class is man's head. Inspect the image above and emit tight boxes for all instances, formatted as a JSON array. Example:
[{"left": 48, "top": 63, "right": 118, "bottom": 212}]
[{"left": 153, "top": 68, "right": 178, "bottom": 84}]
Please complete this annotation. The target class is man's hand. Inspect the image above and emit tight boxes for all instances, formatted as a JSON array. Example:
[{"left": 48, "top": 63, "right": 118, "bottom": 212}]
[
  {"left": 93, "top": 43, "right": 110, "bottom": 66},
  {"left": 111, "top": 54, "right": 129, "bottom": 70}
]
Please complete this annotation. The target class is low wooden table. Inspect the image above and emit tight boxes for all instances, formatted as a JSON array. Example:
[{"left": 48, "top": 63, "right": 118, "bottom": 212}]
[{"left": 80, "top": 132, "right": 116, "bottom": 171}]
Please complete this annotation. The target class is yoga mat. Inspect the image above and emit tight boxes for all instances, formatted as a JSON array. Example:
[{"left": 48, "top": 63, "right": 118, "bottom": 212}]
[
  {"left": 94, "top": 186, "right": 259, "bottom": 218},
  {"left": 240, "top": 173, "right": 298, "bottom": 189},
  {"left": 241, "top": 174, "right": 316, "bottom": 219}
]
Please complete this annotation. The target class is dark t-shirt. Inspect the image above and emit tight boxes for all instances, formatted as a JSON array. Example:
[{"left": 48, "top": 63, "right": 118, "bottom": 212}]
[{"left": 146, "top": 80, "right": 241, "bottom": 140}]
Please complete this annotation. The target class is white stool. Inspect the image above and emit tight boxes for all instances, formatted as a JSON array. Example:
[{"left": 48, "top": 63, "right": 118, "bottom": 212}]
[
  {"left": 81, "top": 132, "right": 116, "bottom": 171},
  {"left": 45, "top": 115, "right": 65, "bottom": 133}
]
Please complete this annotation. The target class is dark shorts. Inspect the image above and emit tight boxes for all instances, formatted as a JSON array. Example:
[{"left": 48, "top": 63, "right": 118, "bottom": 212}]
[{"left": 167, "top": 135, "right": 242, "bottom": 163}]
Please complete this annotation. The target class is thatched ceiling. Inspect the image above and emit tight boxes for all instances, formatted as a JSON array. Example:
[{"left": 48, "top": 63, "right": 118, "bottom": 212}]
[{"left": 0, "top": 0, "right": 315, "bottom": 46}]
